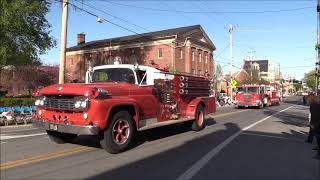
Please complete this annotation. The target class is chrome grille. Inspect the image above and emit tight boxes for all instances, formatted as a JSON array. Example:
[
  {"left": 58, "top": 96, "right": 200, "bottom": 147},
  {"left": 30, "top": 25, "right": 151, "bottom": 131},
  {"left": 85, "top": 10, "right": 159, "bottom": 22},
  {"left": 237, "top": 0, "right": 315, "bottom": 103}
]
[
  {"left": 243, "top": 94, "right": 251, "bottom": 102},
  {"left": 43, "top": 96, "right": 77, "bottom": 111}
]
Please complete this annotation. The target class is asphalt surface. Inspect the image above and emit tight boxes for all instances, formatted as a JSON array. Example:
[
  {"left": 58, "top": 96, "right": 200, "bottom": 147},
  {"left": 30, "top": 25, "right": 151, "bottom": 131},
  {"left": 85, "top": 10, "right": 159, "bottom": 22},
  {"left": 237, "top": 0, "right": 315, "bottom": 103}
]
[{"left": 0, "top": 96, "right": 318, "bottom": 180}]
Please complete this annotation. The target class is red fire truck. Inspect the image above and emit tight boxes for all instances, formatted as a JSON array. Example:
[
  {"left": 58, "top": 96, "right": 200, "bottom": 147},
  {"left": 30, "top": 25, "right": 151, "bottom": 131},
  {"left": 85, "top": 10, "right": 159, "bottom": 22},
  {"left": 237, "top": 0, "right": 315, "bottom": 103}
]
[
  {"left": 235, "top": 84, "right": 280, "bottom": 109},
  {"left": 32, "top": 64, "right": 216, "bottom": 153}
]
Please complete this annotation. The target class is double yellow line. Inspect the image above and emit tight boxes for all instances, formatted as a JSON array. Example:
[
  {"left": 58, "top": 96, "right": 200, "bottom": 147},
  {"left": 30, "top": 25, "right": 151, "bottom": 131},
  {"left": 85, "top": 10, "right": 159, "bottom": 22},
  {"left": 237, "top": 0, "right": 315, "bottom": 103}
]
[
  {"left": 0, "top": 109, "right": 251, "bottom": 171},
  {"left": 0, "top": 146, "right": 92, "bottom": 170}
]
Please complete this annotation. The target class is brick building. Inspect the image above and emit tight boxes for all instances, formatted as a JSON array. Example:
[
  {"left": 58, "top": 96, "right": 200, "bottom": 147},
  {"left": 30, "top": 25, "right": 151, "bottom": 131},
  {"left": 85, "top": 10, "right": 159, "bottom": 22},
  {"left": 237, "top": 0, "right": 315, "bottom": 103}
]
[
  {"left": 243, "top": 58, "right": 275, "bottom": 82},
  {"left": 65, "top": 25, "right": 216, "bottom": 82}
]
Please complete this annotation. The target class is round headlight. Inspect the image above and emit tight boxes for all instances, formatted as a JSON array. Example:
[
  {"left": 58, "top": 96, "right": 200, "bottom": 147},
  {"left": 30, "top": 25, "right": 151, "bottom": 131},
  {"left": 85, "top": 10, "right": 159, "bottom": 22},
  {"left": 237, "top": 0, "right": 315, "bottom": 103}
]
[
  {"left": 35, "top": 99, "right": 40, "bottom": 106},
  {"left": 39, "top": 100, "right": 44, "bottom": 106},
  {"left": 74, "top": 101, "right": 81, "bottom": 108},
  {"left": 80, "top": 101, "right": 87, "bottom": 108}
]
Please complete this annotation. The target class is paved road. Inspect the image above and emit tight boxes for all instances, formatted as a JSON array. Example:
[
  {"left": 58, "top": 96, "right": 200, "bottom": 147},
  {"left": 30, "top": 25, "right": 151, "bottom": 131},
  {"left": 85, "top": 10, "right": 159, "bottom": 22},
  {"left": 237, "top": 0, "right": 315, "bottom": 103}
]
[{"left": 0, "top": 96, "right": 318, "bottom": 180}]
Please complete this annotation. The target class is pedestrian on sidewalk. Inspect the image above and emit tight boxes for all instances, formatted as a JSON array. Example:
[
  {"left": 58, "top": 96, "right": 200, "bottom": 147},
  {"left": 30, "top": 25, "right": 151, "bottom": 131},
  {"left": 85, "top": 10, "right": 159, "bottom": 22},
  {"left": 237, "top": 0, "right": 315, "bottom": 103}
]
[
  {"left": 306, "top": 94, "right": 316, "bottom": 143},
  {"left": 308, "top": 94, "right": 320, "bottom": 159}
]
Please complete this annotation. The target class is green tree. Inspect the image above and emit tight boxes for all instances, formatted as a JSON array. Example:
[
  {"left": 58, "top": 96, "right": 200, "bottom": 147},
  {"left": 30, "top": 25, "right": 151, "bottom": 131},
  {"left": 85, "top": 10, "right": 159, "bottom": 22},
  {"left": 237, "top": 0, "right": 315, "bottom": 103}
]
[
  {"left": 0, "top": 0, "right": 56, "bottom": 65},
  {"left": 304, "top": 70, "right": 316, "bottom": 90}
]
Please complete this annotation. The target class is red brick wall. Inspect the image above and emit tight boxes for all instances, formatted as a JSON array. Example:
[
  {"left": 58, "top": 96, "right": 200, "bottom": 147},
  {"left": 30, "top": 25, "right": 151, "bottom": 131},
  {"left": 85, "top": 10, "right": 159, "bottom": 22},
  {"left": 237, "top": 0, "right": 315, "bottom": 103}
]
[{"left": 65, "top": 41, "right": 215, "bottom": 82}]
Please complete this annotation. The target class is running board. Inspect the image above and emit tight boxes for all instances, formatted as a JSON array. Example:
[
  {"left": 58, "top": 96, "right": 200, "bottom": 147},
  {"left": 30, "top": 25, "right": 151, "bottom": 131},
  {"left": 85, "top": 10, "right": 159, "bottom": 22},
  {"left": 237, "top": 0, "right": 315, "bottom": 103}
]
[{"left": 138, "top": 118, "right": 194, "bottom": 131}]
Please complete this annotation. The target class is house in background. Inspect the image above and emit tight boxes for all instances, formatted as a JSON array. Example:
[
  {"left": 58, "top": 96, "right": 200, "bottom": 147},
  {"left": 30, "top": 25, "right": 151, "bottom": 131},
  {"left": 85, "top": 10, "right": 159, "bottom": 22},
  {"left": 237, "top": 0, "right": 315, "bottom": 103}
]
[
  {"left": 243, "top": 58, "right": 275, "bottom": 82},
  {"left": 65, "top": 25, "right": 216, "bottom": 82},
  {"left": 220, "top": 69, "right": 250, "bottom": 96}
]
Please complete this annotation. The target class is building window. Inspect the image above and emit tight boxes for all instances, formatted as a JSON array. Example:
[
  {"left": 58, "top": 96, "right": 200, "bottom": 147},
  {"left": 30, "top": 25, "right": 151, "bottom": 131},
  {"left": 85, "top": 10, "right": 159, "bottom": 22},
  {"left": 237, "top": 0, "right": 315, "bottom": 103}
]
[
  {"left": 192, "top": 51, "right": 195, "bottom": 61},
  {"left": 105, "top": 56, "right": 114, "bottom": 64},
  {"left": 205, "top": 55, "right": 208, "bottom": 64},
  {"left": 180, "top": 49, "right": 183, "bottom": 59},
  {"left": 199, "top": 53, "right": 202, "bottom": 62},
  {"left": 158, "top": 48, "right": 163, "bottom": 59},
  {"left": 70, "top": 58, "right": 74, "bottom": 65}
]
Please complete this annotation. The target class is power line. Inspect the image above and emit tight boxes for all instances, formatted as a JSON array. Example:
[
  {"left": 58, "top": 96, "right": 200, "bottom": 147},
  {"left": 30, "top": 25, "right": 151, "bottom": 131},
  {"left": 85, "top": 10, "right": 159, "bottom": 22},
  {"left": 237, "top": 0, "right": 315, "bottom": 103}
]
[
  {"left": 73, "top": 0, "right": 150, "bottom": 32},
  {"left": 54, "top": 0, "right": 185, "bottom": 51},
  {"left": 280, "top": 65, "right": 315, "bottom": 69},
  {"left": 61, "top": 0, "right": 141, "bottom": 35},
  {"left": 214, "top": 43, "right": 230, "bottom": 58},
  {"left": 88, "top": 1, "right": 313, "bottom": 14}
]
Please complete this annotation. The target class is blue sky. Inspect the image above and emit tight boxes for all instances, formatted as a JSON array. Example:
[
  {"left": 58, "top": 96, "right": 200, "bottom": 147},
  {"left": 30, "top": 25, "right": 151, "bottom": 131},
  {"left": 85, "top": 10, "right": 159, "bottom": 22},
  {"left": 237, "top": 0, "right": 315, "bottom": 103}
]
[{"left": 42, "top": 0, "right": 316, "bottom": 79}]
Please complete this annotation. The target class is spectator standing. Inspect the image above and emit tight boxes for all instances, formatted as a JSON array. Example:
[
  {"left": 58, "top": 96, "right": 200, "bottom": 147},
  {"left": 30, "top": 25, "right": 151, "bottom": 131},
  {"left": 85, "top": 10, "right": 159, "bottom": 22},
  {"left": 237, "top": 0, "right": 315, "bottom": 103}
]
[{"left": 308, "top": 95, "right": 320, "bottom": 159}]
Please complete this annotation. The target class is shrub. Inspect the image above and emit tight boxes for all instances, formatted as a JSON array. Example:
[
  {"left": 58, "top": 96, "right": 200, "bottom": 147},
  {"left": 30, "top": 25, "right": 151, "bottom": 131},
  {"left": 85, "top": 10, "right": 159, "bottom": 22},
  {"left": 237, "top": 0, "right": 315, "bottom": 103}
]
[{"left": 0, "top": 98, "right": 35, "bottom": 107}]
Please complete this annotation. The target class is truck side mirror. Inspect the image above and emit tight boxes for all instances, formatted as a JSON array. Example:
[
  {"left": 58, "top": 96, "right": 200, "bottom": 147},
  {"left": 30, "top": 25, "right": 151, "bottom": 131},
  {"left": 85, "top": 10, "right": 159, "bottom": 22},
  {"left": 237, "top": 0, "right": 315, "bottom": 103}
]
[{"left": 85, "top": 68, "right": 93, "bottom": 84}]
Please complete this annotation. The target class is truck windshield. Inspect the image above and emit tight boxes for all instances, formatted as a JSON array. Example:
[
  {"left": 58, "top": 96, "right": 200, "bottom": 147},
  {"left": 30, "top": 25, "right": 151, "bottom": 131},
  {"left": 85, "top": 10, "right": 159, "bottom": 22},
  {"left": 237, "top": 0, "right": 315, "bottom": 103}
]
[
  {"left": 92, "top": 68, "right": 136, "bottom": 84},
  {"left": 237, "top": 87, "right": 246, "bottom": 93},
  {"left": 247, "top": 87, "right": 259, "bottom": 93}
]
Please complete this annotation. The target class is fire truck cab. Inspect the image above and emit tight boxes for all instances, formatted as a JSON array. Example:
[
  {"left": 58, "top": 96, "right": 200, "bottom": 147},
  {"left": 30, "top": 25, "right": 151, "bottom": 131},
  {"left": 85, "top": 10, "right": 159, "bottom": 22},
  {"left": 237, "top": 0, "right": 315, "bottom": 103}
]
[
  {"left": 33, "top": 64, "right": 216, "bottom": 153},
  {"left": 236, "top": 84, "right": 281, "bottom": 109}
]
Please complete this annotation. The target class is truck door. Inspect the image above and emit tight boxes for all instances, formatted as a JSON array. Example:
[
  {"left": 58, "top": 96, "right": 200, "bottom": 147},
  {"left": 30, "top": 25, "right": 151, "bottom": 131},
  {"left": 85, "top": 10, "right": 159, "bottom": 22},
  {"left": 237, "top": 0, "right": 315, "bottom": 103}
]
[{"left": 132, "top": 70, "right": 159, "bottom": 119}]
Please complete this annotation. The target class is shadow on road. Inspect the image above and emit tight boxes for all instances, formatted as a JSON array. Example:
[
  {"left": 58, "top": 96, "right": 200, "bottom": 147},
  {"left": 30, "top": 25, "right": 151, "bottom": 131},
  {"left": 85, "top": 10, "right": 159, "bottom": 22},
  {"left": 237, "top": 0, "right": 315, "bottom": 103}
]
[
  {"left": 68, "top": 117, "right": 218, "bottom": 150},
  {"left": 87, "top": 122, "right": 241, "bottom": 180},
  {"left": 262, "top": 108, "right": 309, "bottom": 128},
  {"left": 83, "top": 119, "right": 316, "bottom": 180}
]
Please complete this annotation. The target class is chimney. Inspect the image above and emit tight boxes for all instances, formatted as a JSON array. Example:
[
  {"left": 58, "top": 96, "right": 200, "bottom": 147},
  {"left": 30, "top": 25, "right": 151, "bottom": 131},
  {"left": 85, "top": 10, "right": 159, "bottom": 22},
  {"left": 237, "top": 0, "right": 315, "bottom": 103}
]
[{"left": 77, "top": 33, "right": 85, "bottom": 45}]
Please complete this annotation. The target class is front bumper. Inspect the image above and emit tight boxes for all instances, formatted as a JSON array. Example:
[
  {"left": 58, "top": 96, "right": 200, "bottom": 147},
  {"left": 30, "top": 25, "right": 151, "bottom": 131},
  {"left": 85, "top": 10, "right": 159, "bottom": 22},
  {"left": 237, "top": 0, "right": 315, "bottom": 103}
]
[
  {"left": 237, "top": 102, "right": 259, "bottom": 107},
  {"left": 32, "top": 120, "right": 100, "bottom": 135}
]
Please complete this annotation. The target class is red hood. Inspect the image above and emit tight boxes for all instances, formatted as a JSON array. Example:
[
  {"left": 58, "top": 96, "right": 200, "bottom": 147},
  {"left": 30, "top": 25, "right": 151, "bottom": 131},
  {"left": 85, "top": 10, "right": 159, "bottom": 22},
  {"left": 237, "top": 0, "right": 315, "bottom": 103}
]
[{"left": 39, "top": 82, "right": 132, "bottom": 97}]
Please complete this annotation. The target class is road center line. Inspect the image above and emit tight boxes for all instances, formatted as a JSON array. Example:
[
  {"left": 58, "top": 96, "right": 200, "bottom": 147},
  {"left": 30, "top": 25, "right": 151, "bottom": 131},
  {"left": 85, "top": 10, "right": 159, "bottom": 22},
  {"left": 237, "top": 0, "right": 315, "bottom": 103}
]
[
  {"left": 0, "top": 133, "right": 47, "bottom": 140},
  {"left": 176, "top": 106, "right": 293, "bottom": 180},
  {"left": 0, "top": 146, "right": 93, "bottom": 170}
]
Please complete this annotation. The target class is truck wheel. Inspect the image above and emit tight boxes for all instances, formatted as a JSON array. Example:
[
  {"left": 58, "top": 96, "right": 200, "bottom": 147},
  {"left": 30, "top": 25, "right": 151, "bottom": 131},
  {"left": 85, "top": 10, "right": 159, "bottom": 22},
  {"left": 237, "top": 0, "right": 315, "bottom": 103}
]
[
  {"left": 191, "top": 105, "right": 206, "bottom": 131},
  {"left": 46, "top": 130, "right": 77, "bottom": 144},
  {"left": 100, "top": 111, "right": 135, "bottom": 154}
]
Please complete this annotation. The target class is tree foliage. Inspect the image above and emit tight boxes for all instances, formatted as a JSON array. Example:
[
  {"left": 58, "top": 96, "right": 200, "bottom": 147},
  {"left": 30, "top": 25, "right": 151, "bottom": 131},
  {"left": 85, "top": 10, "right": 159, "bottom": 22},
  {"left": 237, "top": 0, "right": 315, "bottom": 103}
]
[
  {"left": 304, "top": 70, "right": 316, "bottom": 90},
  {"left": 0, "top": 0, "right": 56, "bottom": 65},
  {"left": 293, "top": 83, "right": 302, "bottom": 92},
  {"left": 214, "top": 63, "right": 223, "bottom": 93}
]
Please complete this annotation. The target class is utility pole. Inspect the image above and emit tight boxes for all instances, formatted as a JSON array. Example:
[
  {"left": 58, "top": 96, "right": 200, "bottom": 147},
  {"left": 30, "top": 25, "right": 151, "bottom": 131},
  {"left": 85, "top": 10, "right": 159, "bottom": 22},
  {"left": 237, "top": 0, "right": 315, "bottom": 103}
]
[
  {"left": 228, "top": 24, "right": 235, "bottom": 100},
  {"left": 58, "top": 0, "right": 69, "bottom": 84}
]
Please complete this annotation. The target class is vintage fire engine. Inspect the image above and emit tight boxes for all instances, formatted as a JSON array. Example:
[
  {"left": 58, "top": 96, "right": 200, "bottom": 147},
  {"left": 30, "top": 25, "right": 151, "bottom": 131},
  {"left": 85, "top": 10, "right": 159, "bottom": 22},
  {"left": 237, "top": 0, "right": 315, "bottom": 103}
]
[
  {"left": 235, "top": 84, "right": 280, "bottom": 109},
  {"left": 33, "top": 64, "right": 216, "bottom": 153}
]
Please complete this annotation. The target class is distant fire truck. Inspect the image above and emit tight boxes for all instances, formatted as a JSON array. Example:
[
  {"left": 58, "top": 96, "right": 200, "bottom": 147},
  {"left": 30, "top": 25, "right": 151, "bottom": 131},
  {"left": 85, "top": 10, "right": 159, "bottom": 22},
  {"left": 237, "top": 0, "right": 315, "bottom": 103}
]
[
  {"left": 235, "top": 84, "right": 281, "bottom": 109},
  {"left": 33, "top": 64, "right": 216, "bottom": 153}
]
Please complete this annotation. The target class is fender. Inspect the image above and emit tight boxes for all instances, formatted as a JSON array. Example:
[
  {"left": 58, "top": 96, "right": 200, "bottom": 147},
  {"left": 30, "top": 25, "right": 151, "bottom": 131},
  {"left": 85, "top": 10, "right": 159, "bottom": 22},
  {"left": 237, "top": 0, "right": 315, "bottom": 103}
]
[
  {"left": 185, "top": 97, "right": 205, "bottom": 119},
  {"left": 102, "top": 98, "right": 140, "bottom": 130}
]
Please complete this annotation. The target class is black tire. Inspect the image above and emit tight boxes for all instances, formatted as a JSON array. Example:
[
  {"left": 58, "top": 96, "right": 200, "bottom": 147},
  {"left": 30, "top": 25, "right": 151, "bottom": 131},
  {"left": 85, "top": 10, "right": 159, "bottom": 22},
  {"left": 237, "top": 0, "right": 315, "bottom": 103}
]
[
  {"left": 191, "top": 105, "right": 206, "bottom": 131},
  {"left": 46, "top": 130, "right": 77, "bottom": 144},
  {"left": 100, "top": 111, "right": 135, "bottom": 154}
]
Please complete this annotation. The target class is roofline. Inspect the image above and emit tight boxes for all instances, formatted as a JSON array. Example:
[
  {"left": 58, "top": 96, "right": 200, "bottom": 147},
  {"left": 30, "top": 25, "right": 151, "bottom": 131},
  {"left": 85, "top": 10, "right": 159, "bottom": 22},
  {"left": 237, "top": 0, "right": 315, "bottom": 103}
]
[{"left": 198, "top": 26, "right": 216, "bottom": 50}]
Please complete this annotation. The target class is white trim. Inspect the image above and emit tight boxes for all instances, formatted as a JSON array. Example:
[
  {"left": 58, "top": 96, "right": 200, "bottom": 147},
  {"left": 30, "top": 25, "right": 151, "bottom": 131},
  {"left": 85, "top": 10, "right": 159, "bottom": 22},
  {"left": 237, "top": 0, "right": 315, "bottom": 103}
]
[
  {"left": 177, "top": 106, "right": 293, "bottom": 180},
  {"left": 192, "top": 51, "right": 195, "bottom": 61},
  {"left": 191, "top": 45, "right": 212, "bottom": 53},
  {"left": 66, "top": 38, "right": 175, "bottom": 56}
]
